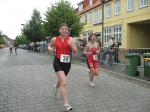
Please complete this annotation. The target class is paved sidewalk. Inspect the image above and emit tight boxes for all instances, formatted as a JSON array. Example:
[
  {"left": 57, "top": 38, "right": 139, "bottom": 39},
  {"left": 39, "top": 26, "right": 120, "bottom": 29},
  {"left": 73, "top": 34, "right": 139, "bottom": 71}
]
[{"left": 0, "top": 48, "right": 150, "bottom": 112}]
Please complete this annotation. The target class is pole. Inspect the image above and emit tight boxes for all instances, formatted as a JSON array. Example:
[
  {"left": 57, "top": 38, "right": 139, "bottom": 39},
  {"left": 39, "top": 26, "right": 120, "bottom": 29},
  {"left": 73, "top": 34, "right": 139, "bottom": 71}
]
[{"left": 101, "top": 0, "right": 104, "bottom": 48}]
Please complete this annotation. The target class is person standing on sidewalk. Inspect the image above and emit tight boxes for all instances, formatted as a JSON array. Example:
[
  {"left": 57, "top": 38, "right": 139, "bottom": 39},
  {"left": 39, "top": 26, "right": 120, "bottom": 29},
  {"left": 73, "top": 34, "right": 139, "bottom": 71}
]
[
  {"left": 14, "top": 42, "right": 18, "bottom": 55},
  {"left": 83, "top": 34, "right": 100, "bottom": 87},
  {"left": 48, "top": 23, "right": 77, "bottom": 111},
  {"left": 9, "top": 43, "right": 13, "bottom": 54},
  {"left": 114, "top": 40, "right": 121, "bottom": 63}
]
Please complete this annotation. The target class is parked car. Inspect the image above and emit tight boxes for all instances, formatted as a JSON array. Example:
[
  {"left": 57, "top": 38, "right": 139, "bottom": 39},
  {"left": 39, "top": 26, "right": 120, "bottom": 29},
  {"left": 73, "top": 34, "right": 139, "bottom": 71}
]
[
  {"left": 28, "top": 45, "right": 34, "bottom": 51},
  {"left": 33, "top": 44, "right": 41, "bottom": 53}
]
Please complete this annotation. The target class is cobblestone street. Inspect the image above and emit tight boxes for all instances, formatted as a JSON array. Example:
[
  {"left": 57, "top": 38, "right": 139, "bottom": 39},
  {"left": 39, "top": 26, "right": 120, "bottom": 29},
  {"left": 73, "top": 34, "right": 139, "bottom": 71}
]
[{"left": 0, "top": 48, "right": 150, "bottom": 112}]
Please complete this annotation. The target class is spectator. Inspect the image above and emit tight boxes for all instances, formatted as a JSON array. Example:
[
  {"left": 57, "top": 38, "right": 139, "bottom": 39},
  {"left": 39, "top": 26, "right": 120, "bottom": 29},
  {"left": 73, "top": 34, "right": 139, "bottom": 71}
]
[
  {"left": 77, "top": 38, "right": 87, "bottom": 58},
  {"left": 102, "top": 36, "right": 114, "bottom": 65},
  {"left": 14, "top": 42, "right": 18, "bottom": 55},
  {"left": 114, "top": 40, "right": 121, "bottom": 63},
  {"left": 9, "top": 43, "right": 13, "bottom": 54}
]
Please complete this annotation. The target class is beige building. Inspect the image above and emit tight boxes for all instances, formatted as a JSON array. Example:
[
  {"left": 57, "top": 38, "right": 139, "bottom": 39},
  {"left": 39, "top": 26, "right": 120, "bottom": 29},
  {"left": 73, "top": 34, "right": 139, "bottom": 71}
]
[{"left": 77, "top": 0, "right": 150, "bottom": 49}]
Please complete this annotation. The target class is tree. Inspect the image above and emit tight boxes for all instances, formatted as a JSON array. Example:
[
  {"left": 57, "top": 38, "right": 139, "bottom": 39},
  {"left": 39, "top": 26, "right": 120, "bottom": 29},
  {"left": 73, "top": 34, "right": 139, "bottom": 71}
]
[
  {"left": 0, "top": 37, "right": 5, "bottom": 44},
  {"left": 0, "top": 31, "right": 5, "bottom": 44},
  {"left": 44, "top": 0, "right": 83, "bottom": 37},
  {"left": 22, "top": 9, "right": 45, "bottom": 42},
  {"left": 15, "top": 35, "right": 28, "bottom": 45}
]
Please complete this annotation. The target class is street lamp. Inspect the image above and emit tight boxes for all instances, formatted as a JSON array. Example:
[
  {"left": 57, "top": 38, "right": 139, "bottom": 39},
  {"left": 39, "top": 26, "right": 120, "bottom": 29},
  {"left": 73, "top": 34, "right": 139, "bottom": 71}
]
[{"left": 101, "top": 0, "right": 104, "bottom": 48}]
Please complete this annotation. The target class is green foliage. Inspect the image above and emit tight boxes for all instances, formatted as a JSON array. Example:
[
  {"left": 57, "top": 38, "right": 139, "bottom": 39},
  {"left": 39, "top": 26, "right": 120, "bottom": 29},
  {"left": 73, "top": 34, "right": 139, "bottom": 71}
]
[
  {"left": 0, "top": 37, "right": 5, "bottom": 44},
  {"left": 44, "top": 0, "right": 83, "bottom": 37},
  {"left": 15, "top": 35, "right": 28, "bottom": 45},
  {"left": 0, "top": 31, "right": 5, "bottom": 44},
  {"left": 22, "top": 9, "right": 45, "bottom": 42}
]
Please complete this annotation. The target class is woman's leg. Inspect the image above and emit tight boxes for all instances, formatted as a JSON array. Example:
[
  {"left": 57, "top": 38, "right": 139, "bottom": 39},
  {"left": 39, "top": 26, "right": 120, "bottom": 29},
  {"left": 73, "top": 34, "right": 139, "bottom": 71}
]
[
  {"left": 89, "top": 68, "right": 95, "bottom": 82},
  {"left": 95, "top": 61, "right": 100, "bottom": 76},
  {"left": 56, "top": 71, "right": 69, "bottom": 105},
  {"left": 56, "top": 79, "right": 60, "bottom": 88},
  {"left": 95, "top": 67, "right": 100, "bottom": 76},
  {"left": 89, "top": 68, "right": 96, "bottom": 87}
]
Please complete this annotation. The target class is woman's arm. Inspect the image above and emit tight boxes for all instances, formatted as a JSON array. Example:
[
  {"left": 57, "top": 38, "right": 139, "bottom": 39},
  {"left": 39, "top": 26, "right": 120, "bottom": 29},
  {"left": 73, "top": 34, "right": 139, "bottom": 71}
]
[
  {"left": 83, "top": 45, "right": 91, "bottom": 55},
  {"left": 48, "top": 37, "right": 56, "bottom": 52},
  {"left": 96, "top": 43, "right": 100, "bottom": 54},
  {"left": 69, "top": 37, "right": 77, "bottom": 55}
]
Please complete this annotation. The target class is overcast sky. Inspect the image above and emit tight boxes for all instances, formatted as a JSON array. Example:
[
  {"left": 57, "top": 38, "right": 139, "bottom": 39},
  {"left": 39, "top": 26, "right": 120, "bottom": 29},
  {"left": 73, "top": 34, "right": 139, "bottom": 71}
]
[{"left": 0, "top": 0, "right": 81, "bottom": 39}]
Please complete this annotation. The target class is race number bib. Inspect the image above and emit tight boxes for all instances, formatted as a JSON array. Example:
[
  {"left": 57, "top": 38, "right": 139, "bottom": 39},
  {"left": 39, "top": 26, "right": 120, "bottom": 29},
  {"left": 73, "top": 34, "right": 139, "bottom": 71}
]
[
  {"left": 93, "top": 55, "right": 98, "bottom": 60},
  {"left": 60, "top": 54, "right": 70, "bottom": 63}
]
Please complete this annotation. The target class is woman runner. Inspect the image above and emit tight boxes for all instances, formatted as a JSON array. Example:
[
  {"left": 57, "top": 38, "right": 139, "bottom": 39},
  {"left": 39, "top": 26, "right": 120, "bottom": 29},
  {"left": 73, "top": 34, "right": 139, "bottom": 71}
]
[
  {"left": 48, "top": 23, "right": 77, "bottom": 111},
  {"left": 83, "top": 34, "right": 100, "bottom": 87}
]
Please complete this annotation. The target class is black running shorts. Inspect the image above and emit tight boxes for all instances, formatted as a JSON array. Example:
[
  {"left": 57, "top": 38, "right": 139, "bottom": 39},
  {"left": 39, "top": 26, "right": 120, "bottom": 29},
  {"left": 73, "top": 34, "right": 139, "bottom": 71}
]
[{"left": 53, "top": 56, "right": 71, "bottom": 75}]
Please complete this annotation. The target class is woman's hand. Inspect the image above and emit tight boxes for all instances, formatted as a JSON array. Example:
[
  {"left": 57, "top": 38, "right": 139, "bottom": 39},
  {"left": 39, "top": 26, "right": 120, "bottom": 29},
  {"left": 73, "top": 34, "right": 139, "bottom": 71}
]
[
  {"left": 48, "top": 37, "right": 56, "bottom": 53},
  {"left": 48, "top": 47, "right": 54, "bottom": 52}
]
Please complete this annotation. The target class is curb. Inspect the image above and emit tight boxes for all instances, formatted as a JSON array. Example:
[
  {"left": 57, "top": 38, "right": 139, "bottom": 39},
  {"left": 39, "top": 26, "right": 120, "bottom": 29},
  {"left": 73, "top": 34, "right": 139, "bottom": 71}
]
[
  {"left": 101, "top": 68, "right": 150, "bottom": 89},
  {"left": 72, "top": 60, "right": 150, "bottom": 89}
]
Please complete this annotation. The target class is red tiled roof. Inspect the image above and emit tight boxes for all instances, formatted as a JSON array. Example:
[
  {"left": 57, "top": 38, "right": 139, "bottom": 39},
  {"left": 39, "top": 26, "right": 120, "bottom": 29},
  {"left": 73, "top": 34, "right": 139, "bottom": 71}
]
[
  {"left": 78, "top": 0, "right": 101, "bottom": 15},
  {"left": 77, "top": 0, "right": 112, "bottom": 15}
]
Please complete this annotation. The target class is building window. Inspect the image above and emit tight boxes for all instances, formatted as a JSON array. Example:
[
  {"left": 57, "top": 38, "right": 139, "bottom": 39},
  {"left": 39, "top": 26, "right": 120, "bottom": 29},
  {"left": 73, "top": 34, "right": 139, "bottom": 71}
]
[
  {"left": 114, "top": 0, "right": 121, "bottom": 15},
  {"left": 106, "top": 4, "right": 111, "bottom": 18},
  {"left": 93, "top": 9, "right": 102, "bottom": 24},
  {"left": 127, "top": 0, "right": 134, "bottom": 11},
  {"left": 80, "top": 17, "right": 82, "bottom": 23},
  {"left": 113, "top": 25, "right": 122, "bottom": 42},
  {"left": 78, "top": 3, "right": 83, "bottom": 11},
  {"left": 94, "top": 9, "right": 99, "bottom": 22},
  {"left": 104, "top": 26, "right": 122, "bottom": 44},
  {"left": 139, "top": 0, "right": 148, "bottom": 8},
  {"left": 83, "top": 31, "right": 93, "bottom": 42},
  {"left": 84, "top": 14, "right": 87, "bottom": 24},
  {"left": 89, "top": 12, "right": 93, "bottom": 23},
  {"left": 95, "top": 32, "right": 101, "bottom": 39},
  {"left": 100, "top": 7, "right": 102, "bottom": 20},
  {"left": 89, "top": 0, "right": 93, "bottom": 6},
  {"left": 104, "top": 27, "right": 111, "bottom": 43}
]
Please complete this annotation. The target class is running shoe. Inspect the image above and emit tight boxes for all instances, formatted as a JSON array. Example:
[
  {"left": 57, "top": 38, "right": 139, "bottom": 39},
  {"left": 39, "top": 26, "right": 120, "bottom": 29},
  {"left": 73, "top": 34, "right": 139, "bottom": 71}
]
[
  {"left": 89, "top": 82, "right": 95, "bottom": 87},
  {"left": 64, "top": 104, "right": 72, "bottom": 111}
]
